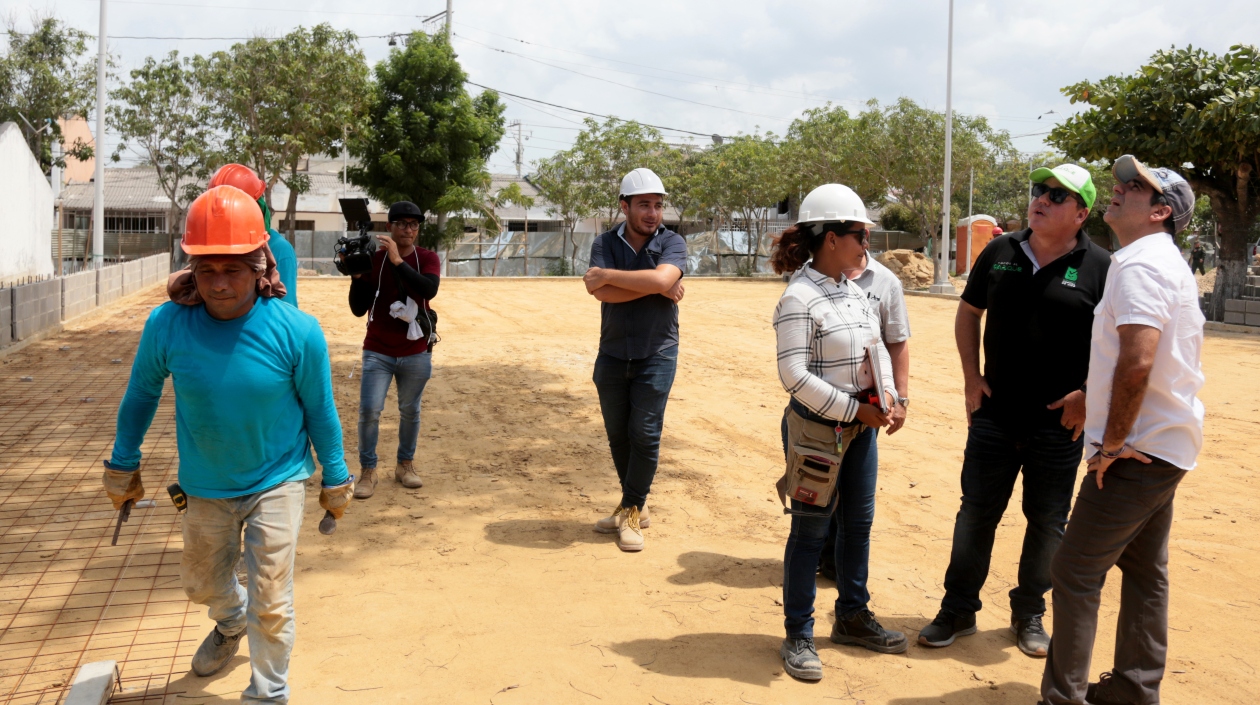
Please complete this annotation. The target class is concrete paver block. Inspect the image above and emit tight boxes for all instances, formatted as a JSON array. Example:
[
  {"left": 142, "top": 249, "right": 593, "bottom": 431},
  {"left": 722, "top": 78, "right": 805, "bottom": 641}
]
[
  {"left": 64, "top": 660, "right": 118, "bottom": 705},
  {"left": 62, "top": 270, "right": 98, "bottom": 321},
  {"left": 1247, "top": 300, "right": 1260, "bottom": 314},
  {"left": 1225, "top": 299, "right": 1246, "bottom": 312},
  {"left": 1225, "top": 312, "right": 1246, "bottom": 324},
  {"left": 1247, "top": 313, "right": 1260, "bottom": 327},
  {"left": 13, "top": 279, "right": 61, "bottom": 341}
]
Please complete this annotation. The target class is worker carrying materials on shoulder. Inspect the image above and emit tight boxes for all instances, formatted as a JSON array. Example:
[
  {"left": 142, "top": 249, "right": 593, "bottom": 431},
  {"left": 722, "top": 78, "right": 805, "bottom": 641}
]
[
  {"left": 103, "top": 184, "right": 352, "bottom": 704},
  {"left": 207, "top": 163, "right": 300, "bottom": 307}
]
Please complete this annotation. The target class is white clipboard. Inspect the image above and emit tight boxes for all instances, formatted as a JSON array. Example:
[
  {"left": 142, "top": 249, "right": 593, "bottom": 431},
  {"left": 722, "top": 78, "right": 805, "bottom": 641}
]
[{"left": 865, "top": 343, "right": 889, "bottom": 412}]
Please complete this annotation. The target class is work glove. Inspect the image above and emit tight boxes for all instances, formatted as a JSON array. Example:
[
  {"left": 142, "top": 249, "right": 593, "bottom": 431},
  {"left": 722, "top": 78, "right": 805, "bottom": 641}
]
[
  {"left": 318, "top": 477, "right": 355, "bottom": 520},
  {"left": 103, "top": 461, "right": 144, "bottom": 510}
]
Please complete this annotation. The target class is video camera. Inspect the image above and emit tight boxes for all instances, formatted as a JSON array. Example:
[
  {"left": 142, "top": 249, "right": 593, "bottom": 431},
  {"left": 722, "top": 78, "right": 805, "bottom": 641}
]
[{"left": 334, "top": 198, "right": 377, "bottom": 276}]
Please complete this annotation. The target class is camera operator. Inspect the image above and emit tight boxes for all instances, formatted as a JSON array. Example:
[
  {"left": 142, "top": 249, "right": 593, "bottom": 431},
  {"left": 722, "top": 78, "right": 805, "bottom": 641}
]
[{"left": 348, "top": 201, "right": 440, "bottom": 499}]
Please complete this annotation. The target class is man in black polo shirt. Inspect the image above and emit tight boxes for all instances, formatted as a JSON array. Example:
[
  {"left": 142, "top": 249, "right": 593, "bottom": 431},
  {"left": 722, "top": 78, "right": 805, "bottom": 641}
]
[
  {"left": 584, "top": 167, "right": 687, "bottom": 553},
  {"left": 919, "top": 164, "right": 1111, "bottom": 658}
]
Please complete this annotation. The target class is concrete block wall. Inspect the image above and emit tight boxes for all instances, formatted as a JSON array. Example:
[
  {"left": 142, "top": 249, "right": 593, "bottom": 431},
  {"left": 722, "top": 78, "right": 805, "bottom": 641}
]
[
  {"left": 122, "top": 260, "right": 144, "bottom": 296},
  {"left": 12, "top": 279, "right": 61, "bottom": 341},
  {"left": 0, "top": 288, "right": 11, "bottom": 348},
  {"left": 98, "top": 265, "right": 123, "bottom": 306},
  {"left": 62, "top": 270, "right": 97, "bottom": 321}
]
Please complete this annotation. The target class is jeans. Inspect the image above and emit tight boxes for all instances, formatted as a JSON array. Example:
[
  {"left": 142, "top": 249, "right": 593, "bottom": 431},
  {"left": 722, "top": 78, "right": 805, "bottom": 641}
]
[
  {"left": 940, "top": 409, "right": 1083, "bottom": 620},
  {"left": 1042, "top": 457, "right": 1186, "bottom": 705},
  {"left": 592, "top": 345, "right": 678, "bottom": 510},
  {"left": 181, "top": 481, "right": 305, "bottom": 704},
  {"left": 358, "top": 349, "right": 432, "bottom": 469},
  {"left": 780, "top": 403, "right": 877, "bottom": 636}
]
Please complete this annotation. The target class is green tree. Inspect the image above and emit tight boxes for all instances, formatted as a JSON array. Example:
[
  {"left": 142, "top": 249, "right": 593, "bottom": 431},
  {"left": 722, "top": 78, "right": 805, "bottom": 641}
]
[
  {"left": 350, "top": 32, "right": 504, "bottom": 249},
  {"left": 698, "top": 133, "right": 785, "bottom": 272},
  {"left": 204, "top": 25, "right": 369, "bottom": 238},
  {"left": 435, "top": 172, "right": 532, "bottom": 275},
  {"left": 1049, "top": 44, "right": 1260, "bottom": 319},
  {"left": 568, "top": 117, "right": 667, "bottom": 231},
  {"left": 657, "top": 143, "right": 716, "bottom": 234},
  {"left": 531, "top": 151, "right": 591, "bottom": 273},
  {"left": 781, "top": 103, "right": 857, "bottom": 202},
  {"left": 846, "top": 98, "right": 1011, "bottom": 279},
  {"left": 108, "top": 51, "right": 214, "bottom": 234},
  {"left": 0, "top": 15, "right": 96, "bottom": 170}
]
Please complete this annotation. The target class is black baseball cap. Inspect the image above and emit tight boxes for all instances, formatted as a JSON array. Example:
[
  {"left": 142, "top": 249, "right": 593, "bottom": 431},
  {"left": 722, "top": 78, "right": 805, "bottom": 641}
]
[{"left": 388, "top": 201, "right": 424, "bottom": 222}]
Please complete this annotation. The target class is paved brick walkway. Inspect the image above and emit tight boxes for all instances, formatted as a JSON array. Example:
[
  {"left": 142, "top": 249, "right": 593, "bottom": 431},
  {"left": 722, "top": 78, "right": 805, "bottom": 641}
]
[{"left": 0, "top": 287, "right": 203, "bottom": 705}]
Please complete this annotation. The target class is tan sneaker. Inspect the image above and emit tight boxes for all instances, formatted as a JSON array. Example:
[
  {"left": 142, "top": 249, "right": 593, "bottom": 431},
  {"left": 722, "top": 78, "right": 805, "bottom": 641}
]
[
  {"left": 354, "top": 468, "right": 377, "bottom": 499},
  {"left": 617, "top": 506, "right": 644, "bottom": 552},
  {"left": 595, "top": 505, "right": 650, "bottom": 533},
  {"left": 395, "top": 460, "right": 423, "bottom": 488}
]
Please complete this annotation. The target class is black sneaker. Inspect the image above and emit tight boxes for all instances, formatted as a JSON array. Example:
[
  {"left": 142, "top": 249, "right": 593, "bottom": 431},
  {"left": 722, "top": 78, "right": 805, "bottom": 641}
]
[
  {"left": 191, "top": 627, "right": 243, "bottom": 677},
  {"left": 779, "top": 637, "right": 823, "bottom": 681},
  {"left": 831, "top": 609, "right": 908, "bottom": 654},
  {"left": 1011, "top": 614, "right": 1050, "bottom": 657},
  {"left": 1086, "top": 671, "right": 1136, "bottom": 705},
  {"left": 917, "top": 609, "right": 977, "bottom": 647}
]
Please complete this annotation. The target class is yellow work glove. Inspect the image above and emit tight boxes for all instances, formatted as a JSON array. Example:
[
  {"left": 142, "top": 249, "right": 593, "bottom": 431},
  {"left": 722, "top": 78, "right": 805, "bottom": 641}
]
[
  {"left": 319, "top": 479, "right": 354, "bottom": 520},
  {"left": 102, "top": 462, "right": 144, "bottom": 510}
]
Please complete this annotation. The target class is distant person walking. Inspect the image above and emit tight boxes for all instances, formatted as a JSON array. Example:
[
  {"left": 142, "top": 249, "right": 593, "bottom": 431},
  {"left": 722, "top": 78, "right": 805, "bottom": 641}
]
[
  {"left": 208, "top": 164, "right": 300, "bottom": 307},
  {"left": 771, "top": 184, "right": 900, "bottom": 682},
  {"left": 104, "top": 185, "right": 352, "bottom": 704},
  {"left": 349, "top": 201, "right": 441, "bottom": 498},
  {"left": 1040, "top": 156, "right": 1204, "bottom": 705},
  {"left": 584, "top": 168, "right": 686, "bottom": 553},
  {"left": 919, "top": 164, "right": 1112, "bottom": 658},
  {"left": 1189, "top": 240, "right": 1206, "bottom": 275}
]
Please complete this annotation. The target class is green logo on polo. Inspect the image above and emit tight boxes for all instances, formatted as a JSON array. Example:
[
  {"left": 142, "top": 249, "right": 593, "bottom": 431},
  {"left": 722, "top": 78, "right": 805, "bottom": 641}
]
[{"left": 1064, "top": 267, "right": 1079, "bottom": 281}]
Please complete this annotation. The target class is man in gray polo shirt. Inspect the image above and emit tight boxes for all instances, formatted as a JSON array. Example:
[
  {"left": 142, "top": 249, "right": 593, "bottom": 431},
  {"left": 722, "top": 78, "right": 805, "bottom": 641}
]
[{"left": 583, "top": 168, "right": 687, "bottom": 553}]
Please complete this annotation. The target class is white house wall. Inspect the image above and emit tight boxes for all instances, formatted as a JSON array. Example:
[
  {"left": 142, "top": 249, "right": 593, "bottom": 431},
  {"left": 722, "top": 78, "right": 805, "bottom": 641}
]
[{"left": 0, "top": 123, "right": 54, "bottom": 281}]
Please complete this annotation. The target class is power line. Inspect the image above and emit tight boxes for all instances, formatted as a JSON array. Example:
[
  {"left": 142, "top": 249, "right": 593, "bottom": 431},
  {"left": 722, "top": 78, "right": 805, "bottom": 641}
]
[
  {"left": 466, "top": 81, "right": 723, "bottom": 139},
  {"left": 63, "top": 0, "right": 435, "bottom": 18}
]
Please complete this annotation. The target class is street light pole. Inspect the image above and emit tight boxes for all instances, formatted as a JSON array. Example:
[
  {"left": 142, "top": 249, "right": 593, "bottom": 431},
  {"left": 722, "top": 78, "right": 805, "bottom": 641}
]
[
  {"left": 91, "top": 0, "right": 107, "bottom": 268},
  {"left": 930, "top": 0, "right": 956, "bottom": 294},
  {"left": 445, "top": 0, "right": 453, "bottom": 39}
]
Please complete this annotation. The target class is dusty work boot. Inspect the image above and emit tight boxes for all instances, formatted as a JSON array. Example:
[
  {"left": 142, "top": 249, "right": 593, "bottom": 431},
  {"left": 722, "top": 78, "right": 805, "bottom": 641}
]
[
  {"left": 779, "top": 637, "right": 823, "bottom": 681},
  {"left": 616, "top": 506, "right": 645, "bottom": 552},
  {"left": 395, "top": 460, "right": 423, "bottom": 489},
  {"left": 830, "top": 609, "right": 908, "bottom": 654},
  {"left": 191, "top": 627, "right": 243, "bottom": 677},
  {"left": 917, "top": 608, "right": 977, "bottom": 647},
  {"left": 354, "top": 468, "right": 377, "bottom": 499},
  {"left": 1086, "top": 672, "right": 1137, "bottom": 705},
  {"left": 595, "top": 505, "right": 650, "bottom": 533},
  {"left": 1011, "top": 614, "right": 1051, "bottom": 658}
]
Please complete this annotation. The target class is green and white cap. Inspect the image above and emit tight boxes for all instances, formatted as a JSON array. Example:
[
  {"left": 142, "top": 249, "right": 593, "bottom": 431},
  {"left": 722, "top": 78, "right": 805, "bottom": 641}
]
[{"left": 1029, "top": 163, "right": 1096, "bottom": 209}]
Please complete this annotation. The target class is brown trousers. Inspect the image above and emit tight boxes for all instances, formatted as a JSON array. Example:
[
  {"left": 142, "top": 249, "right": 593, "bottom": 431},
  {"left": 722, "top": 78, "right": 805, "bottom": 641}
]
[{"left": 1041, "top": 456, "right": 1187, "bottom": 705}]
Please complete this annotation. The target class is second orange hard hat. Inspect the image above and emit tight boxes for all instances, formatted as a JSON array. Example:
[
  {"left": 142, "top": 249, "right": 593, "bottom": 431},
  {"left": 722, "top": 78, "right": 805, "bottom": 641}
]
[
  {"left": 208, "top": 163, "right": 266, "bottom": 200},
  {"left": 182, "top": 185, "right": 270, "bottom": 255}
]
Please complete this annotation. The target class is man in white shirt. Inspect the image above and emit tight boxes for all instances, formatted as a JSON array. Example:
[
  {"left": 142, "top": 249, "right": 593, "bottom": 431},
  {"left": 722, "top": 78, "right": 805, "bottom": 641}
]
[{"left": 1040, "top": 156, "right": 1204, "bottom": 705}]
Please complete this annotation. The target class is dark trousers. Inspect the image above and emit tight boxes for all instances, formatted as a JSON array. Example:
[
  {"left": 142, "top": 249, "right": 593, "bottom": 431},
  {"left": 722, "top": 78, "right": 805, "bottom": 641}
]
[
  {"left": 592, "top": 346, "right": 678, "bottom": 511},
  {"left": 940, "top": 410, "right": 1083, "bottom": 619},
  {"left": 1191, "top": 260, "right": 1205, "bottom": 275},
  {"left": 817, "top": 425, "right": 880, "bottom": 616},
  {"left": 1041, "top": 456, "right": 1186, "bottom": 705}
]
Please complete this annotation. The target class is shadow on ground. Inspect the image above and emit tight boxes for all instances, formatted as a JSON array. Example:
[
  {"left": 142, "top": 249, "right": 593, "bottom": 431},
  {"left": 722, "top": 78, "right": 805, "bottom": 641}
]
[
  {"left": 610, "top": 632, "right": 784, "bottom": 686},
  {"left": 667, "top": 550, "right": 782, "bottom": 588},
  {"left": 483, "top": 519, "right": 612, "bottom": 549},
  {"left": 887, "top": 681, "right": 1041, "bottom": 704},
  {"left": 908, "top": 628, "right": 1017, "bottom": 667}
]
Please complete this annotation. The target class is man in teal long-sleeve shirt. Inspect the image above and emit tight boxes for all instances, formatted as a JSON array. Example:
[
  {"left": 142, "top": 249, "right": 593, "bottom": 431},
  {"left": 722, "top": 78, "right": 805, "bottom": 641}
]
[
  {"left": 207, "top": 163, "right": 299, "bottom": 308},
  {"left": 104, "top": 185, "right": 351, "bottom": 704}
]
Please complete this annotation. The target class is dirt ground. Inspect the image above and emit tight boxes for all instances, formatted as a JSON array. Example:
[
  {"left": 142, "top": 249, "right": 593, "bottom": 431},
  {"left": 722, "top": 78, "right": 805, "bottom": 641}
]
[{"left": 8, "top": 277, "right": 1260, "bottom": 704}]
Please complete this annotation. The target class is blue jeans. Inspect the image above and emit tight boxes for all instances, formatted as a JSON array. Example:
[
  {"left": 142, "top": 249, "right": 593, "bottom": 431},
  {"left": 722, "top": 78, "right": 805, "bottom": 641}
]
[
  {"left": 779, "top": 403, "right": 877, "bottom": 638},
  {"left": 940, "top": 409, "right": 1083, "bottom": 619},
  {"left": 358, "top": 350, "right": 432, "bottom": 469},
  {"left": 592, "top": 345, "right": 678, "bottom": 510},
  {"left": 181, "top": 481, "right": 305, "bottom": 704}
]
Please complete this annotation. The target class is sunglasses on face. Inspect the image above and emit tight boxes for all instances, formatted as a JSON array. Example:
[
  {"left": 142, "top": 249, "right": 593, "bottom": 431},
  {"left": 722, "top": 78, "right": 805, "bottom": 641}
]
[
  {"left": 394, "top": 221, "right": 421, "bottom": 232},
  {"left": 1030, "top": 183, "right": 1084, "bottom": 206}
]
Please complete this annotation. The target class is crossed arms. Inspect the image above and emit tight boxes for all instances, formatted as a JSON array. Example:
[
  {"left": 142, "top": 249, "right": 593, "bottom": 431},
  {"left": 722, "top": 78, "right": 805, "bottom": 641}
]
[{"left": 584, "top": 264, "right": 685, "bottom": 303}]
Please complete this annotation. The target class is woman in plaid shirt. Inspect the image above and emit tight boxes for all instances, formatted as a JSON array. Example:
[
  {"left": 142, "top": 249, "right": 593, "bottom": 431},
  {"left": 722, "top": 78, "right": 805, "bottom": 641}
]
[{"left": 770, "top": 184, "right": 901, "bottom": 682}]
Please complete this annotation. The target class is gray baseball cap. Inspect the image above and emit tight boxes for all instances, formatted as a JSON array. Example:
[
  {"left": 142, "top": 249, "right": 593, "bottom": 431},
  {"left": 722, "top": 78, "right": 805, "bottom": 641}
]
[{"left": 1112, "top": 155, "right": 1195, "bottom": 234}]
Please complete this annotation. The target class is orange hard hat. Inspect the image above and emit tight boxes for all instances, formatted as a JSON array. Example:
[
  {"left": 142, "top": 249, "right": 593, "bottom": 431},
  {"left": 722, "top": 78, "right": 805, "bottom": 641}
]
[
  {"left": 208, "top": 163, "right": 266, "bottom": 200},
  {"left": 182, "top": 185, "right": 270, "bottom": 255}
]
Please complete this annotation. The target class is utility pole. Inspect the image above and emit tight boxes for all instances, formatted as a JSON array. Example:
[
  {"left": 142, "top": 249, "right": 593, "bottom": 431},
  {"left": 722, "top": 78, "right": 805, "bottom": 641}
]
[
  {"left": 930, "top": 0, "right": 956, "bottom": 294},
  {"left": 445, "top": 0, "right": 453, "bottom": 38},
  {"left": 53, "top": 136, "right": 63, "bottom": 275},
  {"left": 92, "top": 0, "right": 107, "bottom": 268},
  {"left": 507, "top": 120, "right": 530, "bottom": 178}
]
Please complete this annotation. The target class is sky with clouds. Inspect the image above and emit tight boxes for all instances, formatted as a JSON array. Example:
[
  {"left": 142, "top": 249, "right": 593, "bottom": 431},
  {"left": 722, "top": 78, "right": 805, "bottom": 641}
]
[{"left": 7, "top": 0, "right": 1259, "bottom": 174}]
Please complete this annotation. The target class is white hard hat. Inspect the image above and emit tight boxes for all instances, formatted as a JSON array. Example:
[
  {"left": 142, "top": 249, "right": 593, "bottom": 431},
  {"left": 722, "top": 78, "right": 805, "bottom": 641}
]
[
  {"left": 796, "top": 184, "right": 874, "bottom": 226},
  {"left": 620, "top": 168, "right": 668, "bottom": 198}
]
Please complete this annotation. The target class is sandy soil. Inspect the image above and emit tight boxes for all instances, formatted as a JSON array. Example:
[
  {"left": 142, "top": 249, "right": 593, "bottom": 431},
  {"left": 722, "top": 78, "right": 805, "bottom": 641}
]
[{"left": 151, "top": 279, "right": 1260, "bottom": 703}]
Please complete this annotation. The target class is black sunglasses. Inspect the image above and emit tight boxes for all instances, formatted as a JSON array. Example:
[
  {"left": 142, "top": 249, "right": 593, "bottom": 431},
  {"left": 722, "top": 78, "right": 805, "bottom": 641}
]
[{"left": 1030, "top": 183, "right": 1085, "bottom": 207}]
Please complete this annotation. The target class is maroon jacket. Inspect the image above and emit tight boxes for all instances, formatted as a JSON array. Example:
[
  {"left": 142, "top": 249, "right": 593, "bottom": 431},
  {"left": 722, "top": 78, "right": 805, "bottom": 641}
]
[{"left": 348, "top": 248, "right": 441, "bottom": 357}]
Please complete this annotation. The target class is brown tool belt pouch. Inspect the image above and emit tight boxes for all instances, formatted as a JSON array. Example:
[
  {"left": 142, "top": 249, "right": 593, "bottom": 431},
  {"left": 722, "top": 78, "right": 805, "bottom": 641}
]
[{"left": 781, "top": 408, "right": 860, "bottom": 511}]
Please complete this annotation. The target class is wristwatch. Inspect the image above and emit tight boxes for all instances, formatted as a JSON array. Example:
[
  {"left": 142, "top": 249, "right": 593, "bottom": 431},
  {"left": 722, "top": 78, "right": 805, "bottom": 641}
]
[{"left": 896, "top": 396, "right": 910, "bottom": 408}]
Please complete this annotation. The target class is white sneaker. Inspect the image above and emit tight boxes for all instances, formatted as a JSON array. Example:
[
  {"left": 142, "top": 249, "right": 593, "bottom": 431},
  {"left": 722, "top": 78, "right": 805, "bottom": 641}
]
[
  {"left": 595, "top": 505, "right": 650, "bottom": 533},
  {"left": 617, "top": 506, "right": 644, "bottom": 552}
]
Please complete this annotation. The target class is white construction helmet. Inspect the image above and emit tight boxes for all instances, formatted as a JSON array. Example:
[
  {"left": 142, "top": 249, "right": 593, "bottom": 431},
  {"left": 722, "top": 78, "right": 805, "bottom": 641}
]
[
  {"left": 796, "top": 184, "right": 874, "bottom": 226},
  {"left": 620, "top": 167, "right": 668, "bottom": 198}
]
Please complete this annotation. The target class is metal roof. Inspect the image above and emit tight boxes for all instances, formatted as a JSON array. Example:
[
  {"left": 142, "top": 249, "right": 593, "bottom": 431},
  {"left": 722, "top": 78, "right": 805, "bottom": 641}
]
[{"left": 60, "top": 168, "right": 186, "bottom": 211}]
